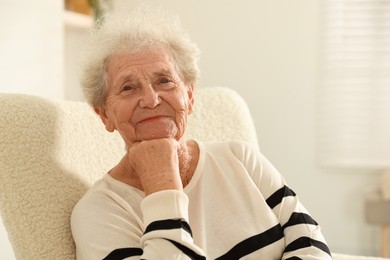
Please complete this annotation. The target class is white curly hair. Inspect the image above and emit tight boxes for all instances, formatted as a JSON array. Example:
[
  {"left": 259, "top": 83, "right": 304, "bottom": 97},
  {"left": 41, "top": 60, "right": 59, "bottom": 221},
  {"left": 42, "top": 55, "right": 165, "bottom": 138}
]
[{"left": 80, "top": 6, "right": 201, "bottom": 109}]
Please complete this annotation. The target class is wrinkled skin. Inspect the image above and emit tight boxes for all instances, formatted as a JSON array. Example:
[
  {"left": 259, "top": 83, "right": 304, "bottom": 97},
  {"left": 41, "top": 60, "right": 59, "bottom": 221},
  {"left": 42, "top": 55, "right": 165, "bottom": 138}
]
[{"left": 95, "top": 45, "right": 198, "bottom": 195}]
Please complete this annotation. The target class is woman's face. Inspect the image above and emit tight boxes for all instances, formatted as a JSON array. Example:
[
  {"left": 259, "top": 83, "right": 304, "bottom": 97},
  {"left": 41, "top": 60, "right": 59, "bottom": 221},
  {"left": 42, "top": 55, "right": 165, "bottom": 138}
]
[{"left": 95, "top": 46, "right": 194, "bottom": 146}]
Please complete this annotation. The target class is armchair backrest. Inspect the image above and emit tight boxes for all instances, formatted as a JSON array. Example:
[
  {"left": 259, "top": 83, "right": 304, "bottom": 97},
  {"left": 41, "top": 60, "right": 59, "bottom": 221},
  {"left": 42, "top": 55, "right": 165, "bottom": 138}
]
[{"left": 0, "top": 87, "right": 258, "bottom": 259}]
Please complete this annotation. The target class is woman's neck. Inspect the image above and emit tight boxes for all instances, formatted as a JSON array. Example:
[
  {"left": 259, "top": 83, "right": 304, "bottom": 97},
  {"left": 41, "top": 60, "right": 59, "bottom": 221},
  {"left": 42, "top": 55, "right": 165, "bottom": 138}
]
[{"left": 178, "top": 139, "right": 199, "bottom": 187}]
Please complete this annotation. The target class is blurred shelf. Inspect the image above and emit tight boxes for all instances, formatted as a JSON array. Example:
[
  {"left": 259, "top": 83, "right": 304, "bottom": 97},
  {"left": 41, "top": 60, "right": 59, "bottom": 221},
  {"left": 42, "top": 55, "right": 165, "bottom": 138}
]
[{"left": 63, "top": 10, "right": 93, "bottom": 29}]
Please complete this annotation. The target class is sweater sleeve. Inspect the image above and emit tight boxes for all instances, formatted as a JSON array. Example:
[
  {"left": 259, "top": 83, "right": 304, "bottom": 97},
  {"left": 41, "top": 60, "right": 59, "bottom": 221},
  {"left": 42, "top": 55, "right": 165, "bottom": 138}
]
[
  {"left": 71, "top": 189, "right": 206, "bottom": 260},
  {"left": 239, "top": 142, "right": 332, "bottom": 259},
  {"left": 140, "top": 190, "right": 206, "bottom": 259}
]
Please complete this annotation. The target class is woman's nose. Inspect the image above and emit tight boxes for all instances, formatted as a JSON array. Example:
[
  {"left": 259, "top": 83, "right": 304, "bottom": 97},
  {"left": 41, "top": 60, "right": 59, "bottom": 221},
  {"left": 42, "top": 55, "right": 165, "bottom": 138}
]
[{"left": 139, "top": 86, "right": 161, "bottom": 108}]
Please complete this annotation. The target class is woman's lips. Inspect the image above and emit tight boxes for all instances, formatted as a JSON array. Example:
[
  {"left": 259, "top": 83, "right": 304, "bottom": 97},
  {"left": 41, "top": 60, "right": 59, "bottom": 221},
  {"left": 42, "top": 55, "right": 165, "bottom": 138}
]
[{"left": 137, "top": 115, "right": 167, "bottom": 124}]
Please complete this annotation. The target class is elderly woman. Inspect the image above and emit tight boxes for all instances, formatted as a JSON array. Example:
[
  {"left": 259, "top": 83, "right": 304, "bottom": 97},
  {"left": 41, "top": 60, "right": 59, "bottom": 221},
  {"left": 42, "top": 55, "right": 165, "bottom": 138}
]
[{"left": 71, "top": 8, "right": 332, "bottom": 260}]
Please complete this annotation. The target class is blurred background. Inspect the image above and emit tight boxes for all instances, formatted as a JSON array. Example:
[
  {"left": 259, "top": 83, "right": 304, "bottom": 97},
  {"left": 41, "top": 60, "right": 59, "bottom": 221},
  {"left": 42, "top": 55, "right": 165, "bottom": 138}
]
[{"left": 1, "top": 0, "right": 389, "bottom": 259}]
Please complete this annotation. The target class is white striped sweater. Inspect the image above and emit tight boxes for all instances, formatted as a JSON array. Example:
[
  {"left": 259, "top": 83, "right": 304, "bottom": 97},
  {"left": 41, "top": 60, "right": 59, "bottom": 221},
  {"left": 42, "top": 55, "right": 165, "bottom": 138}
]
[{"left": 71, "top": 140, "right": 332, "bottom": 259}]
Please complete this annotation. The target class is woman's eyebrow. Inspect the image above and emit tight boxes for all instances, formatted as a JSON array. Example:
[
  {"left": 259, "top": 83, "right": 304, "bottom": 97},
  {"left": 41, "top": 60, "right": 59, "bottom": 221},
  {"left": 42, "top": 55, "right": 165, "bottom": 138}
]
[
  {"left": 115, "top": 74, "right": 135, "bottom": 87},
  {"left": 151, "top": 67, "right": 174, "bottom": 77}
]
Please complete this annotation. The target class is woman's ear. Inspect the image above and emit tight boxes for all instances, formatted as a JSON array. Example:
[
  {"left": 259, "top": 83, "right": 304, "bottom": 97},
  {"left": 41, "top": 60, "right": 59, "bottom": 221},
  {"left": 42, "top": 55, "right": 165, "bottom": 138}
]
[
  {"left": 187, "top": 83, "right": 195, "bottom": 114},
  {"left": 94, "top": 107, "right": 116, "bottom": 132}
]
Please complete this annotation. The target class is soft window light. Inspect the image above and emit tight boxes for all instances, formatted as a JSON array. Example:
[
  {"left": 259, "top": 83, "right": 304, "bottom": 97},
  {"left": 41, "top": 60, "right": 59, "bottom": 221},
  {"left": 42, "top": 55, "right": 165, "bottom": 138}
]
[{"left": 318, "top": 0, "right": 390, "bottom": 169}]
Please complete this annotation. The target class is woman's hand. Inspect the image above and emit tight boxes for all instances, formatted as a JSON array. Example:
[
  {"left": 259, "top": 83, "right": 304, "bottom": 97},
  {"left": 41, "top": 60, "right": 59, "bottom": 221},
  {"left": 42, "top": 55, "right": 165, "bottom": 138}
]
[{"left": 127, "top": 138, "right": 183, "bottom": 196}]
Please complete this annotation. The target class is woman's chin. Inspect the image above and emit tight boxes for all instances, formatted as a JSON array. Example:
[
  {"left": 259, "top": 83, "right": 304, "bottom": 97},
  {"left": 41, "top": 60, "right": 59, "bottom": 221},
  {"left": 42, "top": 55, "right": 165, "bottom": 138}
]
[
  {"left": 134, "top": 120, "right": 182, "bottom": 141},
  {"left": 135, "top": 129, "right": 178, "bottom": 141}
]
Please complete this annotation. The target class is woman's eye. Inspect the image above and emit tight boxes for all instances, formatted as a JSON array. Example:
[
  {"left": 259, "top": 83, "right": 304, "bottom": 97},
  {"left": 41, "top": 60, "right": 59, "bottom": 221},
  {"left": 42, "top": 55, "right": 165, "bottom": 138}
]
[
  {"left": 122, "top": 85, "right": 133, "bottom": 92},
  {"left": 160, "top": 78, "right": 171, "bottom": 84}
]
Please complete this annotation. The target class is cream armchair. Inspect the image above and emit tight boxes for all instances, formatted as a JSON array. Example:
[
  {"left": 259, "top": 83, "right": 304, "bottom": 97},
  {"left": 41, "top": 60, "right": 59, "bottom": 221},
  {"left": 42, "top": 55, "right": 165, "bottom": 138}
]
[{"left": 0, "top": 87, "right": 387, "bottom": 259}]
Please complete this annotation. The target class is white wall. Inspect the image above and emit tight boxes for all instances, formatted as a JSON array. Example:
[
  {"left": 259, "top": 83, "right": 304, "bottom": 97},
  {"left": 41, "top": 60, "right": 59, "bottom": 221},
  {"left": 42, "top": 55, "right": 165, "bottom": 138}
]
[
  {"left": 0, "top": 0, "right": 383, "bottom": 257},
  {"left": 0, "top": 0, "right": 64, "bottom": 99}
]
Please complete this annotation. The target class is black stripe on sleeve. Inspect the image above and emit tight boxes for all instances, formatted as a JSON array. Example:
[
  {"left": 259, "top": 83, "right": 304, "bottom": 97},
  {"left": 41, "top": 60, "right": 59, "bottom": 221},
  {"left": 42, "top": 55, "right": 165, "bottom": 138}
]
[
  {"left": 266, "top": 185, "right": 296, "bottom": 209},
  {"left": 282, "top": 212, "right": 319, "bottom": 230},
  {"left": 166, "top": 239, "right": 206, "bottom": 260},
  {"left": 215, "top": 224, "right": 284, "bottom": 260},
  {"left": 144, "top": 219, "right": 193, "bottom": 237},
  {"left": 284, "top": 236, "right": 331, "bottom": 256},
  {"left": 103, "top": 247, "right": 143, "bottom": 260}
]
